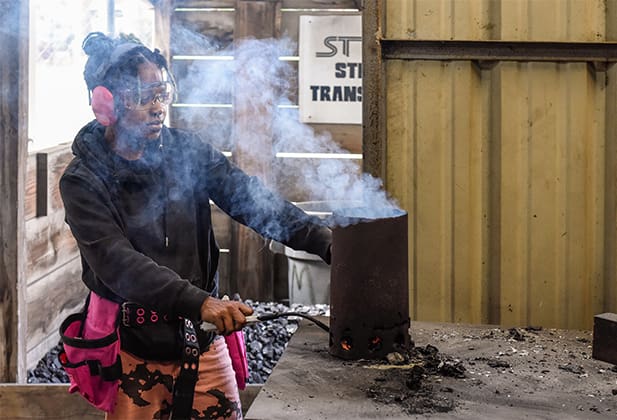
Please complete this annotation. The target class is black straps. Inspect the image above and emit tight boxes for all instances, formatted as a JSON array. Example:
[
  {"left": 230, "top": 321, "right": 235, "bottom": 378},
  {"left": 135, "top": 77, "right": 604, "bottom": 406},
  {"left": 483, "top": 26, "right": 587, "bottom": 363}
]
[
  {"left": 121, "top": 302, "right": 177, "bottom": 326},
  {"left": 87, "top": 355, "right": 123, "bottom": 380},
  {"left": 170, "top": 318, "right": 200, "bottom": 419},
  {"left": 120, "top": 301, "right": 203, "bottom": 418}
]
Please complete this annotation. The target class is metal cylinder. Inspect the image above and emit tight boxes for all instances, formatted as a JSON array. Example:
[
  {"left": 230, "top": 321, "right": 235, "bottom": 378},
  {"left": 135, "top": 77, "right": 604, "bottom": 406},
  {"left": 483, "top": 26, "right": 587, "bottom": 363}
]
[{"left": 329, "top": 209, "right": 410, "bottom": 360}]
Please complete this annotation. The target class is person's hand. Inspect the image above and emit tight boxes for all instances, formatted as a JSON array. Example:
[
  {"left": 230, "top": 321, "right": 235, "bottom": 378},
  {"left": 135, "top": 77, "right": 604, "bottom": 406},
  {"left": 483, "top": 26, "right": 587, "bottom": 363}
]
[{"left": 200, "top": 296, "right": 253, "bottom": 335}]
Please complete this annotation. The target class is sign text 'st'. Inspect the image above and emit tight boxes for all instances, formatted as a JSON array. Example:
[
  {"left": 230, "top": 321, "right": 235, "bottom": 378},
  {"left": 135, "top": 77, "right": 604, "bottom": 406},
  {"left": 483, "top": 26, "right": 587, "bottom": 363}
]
[{"left": 299, "top": 15, "right": 362, "bottom": 124}]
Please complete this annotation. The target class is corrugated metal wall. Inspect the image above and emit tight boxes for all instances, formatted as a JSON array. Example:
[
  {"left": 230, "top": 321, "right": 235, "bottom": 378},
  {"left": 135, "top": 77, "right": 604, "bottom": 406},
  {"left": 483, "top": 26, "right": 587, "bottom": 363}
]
[{"left": 376, "top": 0, "right": 617, "bottom": 329}]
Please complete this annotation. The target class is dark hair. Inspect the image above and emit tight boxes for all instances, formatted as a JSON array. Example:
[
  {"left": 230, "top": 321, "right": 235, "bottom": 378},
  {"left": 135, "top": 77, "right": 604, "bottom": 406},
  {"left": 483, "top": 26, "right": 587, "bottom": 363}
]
[{"left": 82, "top": 32, "right": 175, "bottom": 100}]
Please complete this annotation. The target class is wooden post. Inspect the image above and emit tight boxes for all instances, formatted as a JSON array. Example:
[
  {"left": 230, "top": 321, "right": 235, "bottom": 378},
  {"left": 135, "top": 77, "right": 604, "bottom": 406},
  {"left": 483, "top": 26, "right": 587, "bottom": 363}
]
[
  {"left": 153, "top": 0, "right": 172, "bottom": 63},
  {"left": 231, "top": 0, "right": 281, "bottom": 301},
  {"left": 361, "top": 0, "right": 386, "bottom": 180},
  {"left": 0, "top": 0, "right": 29, "bottom": 383}
]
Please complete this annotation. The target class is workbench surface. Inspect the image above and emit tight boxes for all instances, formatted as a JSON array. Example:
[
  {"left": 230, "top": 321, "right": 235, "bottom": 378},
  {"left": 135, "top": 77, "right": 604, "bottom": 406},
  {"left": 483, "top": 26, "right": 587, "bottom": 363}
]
[{"left": 246, "top": 318, "right": 617, "bottom": 419}]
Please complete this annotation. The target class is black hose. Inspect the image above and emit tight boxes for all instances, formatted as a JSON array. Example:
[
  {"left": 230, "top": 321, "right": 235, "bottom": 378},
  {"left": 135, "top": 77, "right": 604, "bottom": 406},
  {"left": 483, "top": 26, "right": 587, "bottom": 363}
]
[{"left": 256, "top": 312, "right": 330, "bottom": 333}]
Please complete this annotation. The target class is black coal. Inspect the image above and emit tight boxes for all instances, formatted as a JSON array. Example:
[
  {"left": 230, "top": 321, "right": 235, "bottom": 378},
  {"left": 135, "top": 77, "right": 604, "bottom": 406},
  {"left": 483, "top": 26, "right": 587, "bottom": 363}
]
[{"left": 27, "top": 301, "right": 329, "bottom": 385}]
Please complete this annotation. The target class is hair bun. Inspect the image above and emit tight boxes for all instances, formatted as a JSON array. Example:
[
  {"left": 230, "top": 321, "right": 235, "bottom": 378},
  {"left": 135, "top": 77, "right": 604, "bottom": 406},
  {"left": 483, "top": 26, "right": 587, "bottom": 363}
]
[{"left": 82, "top": 32, "right": 114, "bottom": 57}]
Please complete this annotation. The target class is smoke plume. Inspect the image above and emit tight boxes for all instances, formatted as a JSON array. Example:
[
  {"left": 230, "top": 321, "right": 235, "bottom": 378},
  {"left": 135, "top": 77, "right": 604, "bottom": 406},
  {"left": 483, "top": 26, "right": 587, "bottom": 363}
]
[{"left": 172, "top": 26, "right": 402, "bottom": 226}]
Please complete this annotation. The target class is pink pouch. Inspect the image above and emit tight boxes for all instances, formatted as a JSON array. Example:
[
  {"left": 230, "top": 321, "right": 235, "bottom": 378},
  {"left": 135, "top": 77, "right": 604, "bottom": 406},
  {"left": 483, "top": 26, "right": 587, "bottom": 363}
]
[
  {"left": 225, "top": 330, "right": 249, "bottom": 390},
  {"left": 58, "top": 292, "right": 122, "bottom": 412}
]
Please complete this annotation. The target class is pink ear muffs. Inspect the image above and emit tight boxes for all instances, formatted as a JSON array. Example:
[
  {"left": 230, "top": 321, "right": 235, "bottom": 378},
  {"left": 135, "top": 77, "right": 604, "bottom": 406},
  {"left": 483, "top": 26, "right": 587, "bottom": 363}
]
[{"left": 91, "top": 86, "right": 116, "bottom": 126}]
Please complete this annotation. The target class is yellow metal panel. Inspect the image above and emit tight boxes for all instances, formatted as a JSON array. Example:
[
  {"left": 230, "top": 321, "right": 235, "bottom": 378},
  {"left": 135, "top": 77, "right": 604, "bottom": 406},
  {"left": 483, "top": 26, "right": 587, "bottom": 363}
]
[
  {"left": 387, "top": 59, "right": 609, "bottom": 329},
  {"left": 387, "top": 60, "right": 489, "bottom": 324},
  {"left": 499, "top": 0, "right": 606, "bottom": 41},
  {"left": 386, "top": 0, "right": 608, "bottom": 41},
  {"left": 450, "top": 60, "right": 490, "bottom": 324},
  {"left": 496, "top": 62, "right": 606, "bottom": 329},
  {"left": 497, "top": 63, "right": 530, "bottom": 327},
  {"left": 385, "top": 0, "right": 494, "bottom": 40},
  {"left": 382, "top": 0, "right": 613, "bottom": 329}
]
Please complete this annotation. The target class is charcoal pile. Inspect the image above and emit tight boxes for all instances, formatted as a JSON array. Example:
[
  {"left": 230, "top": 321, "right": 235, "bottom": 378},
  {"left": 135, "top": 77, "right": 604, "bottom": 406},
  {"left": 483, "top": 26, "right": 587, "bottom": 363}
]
[
  {"left": 27, "top": 301, "right": 329, "bottom": 385},
  {"left": 28, "top": 344, "right": 68, "bottom": 384},
  {"left": 243, "top": 300, "right": 328, "bottom": 384}
]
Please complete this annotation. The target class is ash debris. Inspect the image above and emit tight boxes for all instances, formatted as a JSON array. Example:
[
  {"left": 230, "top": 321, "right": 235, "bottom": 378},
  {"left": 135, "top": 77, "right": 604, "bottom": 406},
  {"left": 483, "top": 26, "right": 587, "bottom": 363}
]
[{"left": 364, "top": 342, "right": 466, "bottom": 415}]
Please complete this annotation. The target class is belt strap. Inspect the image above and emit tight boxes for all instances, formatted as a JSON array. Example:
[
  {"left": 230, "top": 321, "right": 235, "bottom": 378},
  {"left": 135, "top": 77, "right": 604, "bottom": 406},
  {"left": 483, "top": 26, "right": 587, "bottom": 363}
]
[
  {"left": 170, "top": 318, "right": 200, "bottom": 419},
  {"left": 121, "top": 302, "right": 176, "bottom": 326}
]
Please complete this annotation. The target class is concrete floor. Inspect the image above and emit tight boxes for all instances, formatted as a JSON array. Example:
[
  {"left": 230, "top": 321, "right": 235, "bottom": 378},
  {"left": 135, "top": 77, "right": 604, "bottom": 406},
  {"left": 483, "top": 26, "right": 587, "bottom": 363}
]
[{"left": 246, "top": 318, "right": 617, "bottom": 419}]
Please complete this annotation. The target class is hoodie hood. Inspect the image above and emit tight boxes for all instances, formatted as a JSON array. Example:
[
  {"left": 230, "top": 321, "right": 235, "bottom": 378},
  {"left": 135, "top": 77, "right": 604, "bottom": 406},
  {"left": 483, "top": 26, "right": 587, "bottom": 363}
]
[
  {"left": 72, "top": 120, "right": 164, "bottom": 185},
  {"left": 71, "top": 120, "right": 111, "bottom": 173}
]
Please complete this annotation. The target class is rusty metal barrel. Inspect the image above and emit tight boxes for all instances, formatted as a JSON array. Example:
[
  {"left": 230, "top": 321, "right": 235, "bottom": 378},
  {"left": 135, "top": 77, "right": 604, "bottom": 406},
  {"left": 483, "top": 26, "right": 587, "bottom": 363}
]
[{"left": 329, "top": 208, "right": 410, "bottom": 360}]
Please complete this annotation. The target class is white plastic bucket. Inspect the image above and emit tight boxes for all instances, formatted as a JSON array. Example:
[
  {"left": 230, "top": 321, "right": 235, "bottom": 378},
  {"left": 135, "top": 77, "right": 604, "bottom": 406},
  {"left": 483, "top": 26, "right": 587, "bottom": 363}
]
[
  {"left": 284, "top": 246, "right": 331, "bottom": 305},
  {"left": 272, "top": 201, "right": 360, "bottom": 305}
]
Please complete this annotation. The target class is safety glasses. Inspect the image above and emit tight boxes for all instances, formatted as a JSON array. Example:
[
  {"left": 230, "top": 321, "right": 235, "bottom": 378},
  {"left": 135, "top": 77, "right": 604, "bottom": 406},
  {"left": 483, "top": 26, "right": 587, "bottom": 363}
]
[{"left": 121, "top": 80, "right": 175, "bottom": 110}]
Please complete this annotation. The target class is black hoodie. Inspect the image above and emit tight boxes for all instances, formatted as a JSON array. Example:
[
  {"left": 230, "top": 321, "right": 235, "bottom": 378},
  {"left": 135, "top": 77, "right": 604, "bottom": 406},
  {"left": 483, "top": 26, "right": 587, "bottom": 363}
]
[{"left": 60, "top": 121, "right": 332, "bottom": 357}]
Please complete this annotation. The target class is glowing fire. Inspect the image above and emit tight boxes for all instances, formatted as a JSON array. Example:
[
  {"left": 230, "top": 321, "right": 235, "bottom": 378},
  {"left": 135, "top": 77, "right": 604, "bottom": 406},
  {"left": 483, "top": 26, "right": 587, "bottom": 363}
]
[
  {"left": 341, "top": 339, "right": 352, "bottom": 351},
  {"left": 368, "top": 336, "right": 382, "bottom": 352}
]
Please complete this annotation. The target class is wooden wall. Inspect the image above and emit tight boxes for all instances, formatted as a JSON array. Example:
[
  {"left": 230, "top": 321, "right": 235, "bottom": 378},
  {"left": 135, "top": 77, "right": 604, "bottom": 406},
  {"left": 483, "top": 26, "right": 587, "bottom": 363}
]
[
  {"left": 170, "top": 0, "right": 362, "bottom": 300},
  {"left": 24, "top": 145, "right": 87, "bottom": 369}
]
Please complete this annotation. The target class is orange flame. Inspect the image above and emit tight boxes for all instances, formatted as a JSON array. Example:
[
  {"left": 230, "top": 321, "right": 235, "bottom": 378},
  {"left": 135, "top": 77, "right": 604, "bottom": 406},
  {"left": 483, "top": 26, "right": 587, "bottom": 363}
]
[{"left": 341, "top": 340, "right": 352, "bottom": 351}]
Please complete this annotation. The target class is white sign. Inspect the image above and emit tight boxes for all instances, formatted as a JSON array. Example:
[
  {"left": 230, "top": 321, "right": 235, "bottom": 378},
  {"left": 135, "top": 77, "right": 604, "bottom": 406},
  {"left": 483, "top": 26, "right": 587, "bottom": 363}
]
[{"left": 299, "top": 15, "right": 362, "bottom": 124}]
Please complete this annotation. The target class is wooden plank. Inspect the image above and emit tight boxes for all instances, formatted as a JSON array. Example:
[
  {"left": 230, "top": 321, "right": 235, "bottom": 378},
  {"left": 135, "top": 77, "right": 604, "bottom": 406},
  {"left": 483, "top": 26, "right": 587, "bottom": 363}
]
[
  {"left": 25, "top": 212, "right": 79, "bottom": 284},
  {"left": 212, "top": 203, "right": 232, "bottom": 249},
  {"left": 172, "top": 8, "right": 235, "bottom": 54},
  {"left": 175, "top": 0, "right": 358, "bottom": 9},
  {"left": 154, "top": 0, "right": 173, "bottom": 61},
  {"left": 230, "top": 0, "right": 282, "bottom": 301},
  {"left": 172, "top": 59, "right": 234, "bottom": 104},
  {"left": 171, "top": 106, "right": 233, "bottom": 151},
  {"left": 362, "top": 0, "right": 386, "bottom": 179},
  {"left": 309, "top": 123, "right": 362, "bottom": 153},
  {"left": 172, "top": 106, "right": 360, "bottom": 154},
  {"left": 0, "top": 0, "right": 29, "bottom": 383},
  {"left": 211, "top": 205, "right": 233, "bottom": 298},
  {"left": 25, "top": 144, "right": 73, "bottom": 221},
  {"left": 0, "top": 384, "right": 102, "bottom": 419},
  {"left": 36, "top": 153, "right": 48, "bottom": 217},
  {"left": 172, "top": 59, "right": 294, "bottom": 105},
  {"left": 272, "top": 253, "right": 289, "bottom": 303},
  {"left": 25, "top": 153, "right": 37, "bottom": 221},
  {"left": 171, "top": 5, "right": 360, "bottom": 56},
  {"left": 273, "top": 156, "right": 362, "bottom": 202},
  {"left": 27, "top": 332, "right": 63, "bottom": 374},
  {"left": 0, "top": 383, "right": 262, "bottom": 419},
  {"left": 217, "top": 250, "right": 232, "bottom": 296},
  {"left": 281, "top": 0, "right": 359, "bottom": 7},
  {"left": 46, "top": 144, "right": 74, "bottom": 212},
  {"left": 174, "top": 0, "right": 235, "bottom": 8},
  {"left": 26, "top": 258, "right": 86, "bottom": 361},
  {"left": 275, "top": 106, "right": 362, "bottom": 153}
]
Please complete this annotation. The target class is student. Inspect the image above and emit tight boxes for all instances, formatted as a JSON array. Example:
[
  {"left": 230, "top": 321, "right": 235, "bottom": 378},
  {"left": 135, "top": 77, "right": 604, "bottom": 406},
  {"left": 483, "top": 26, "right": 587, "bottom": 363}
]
[{"left": 60, "top": 32, "right": 332, "bottom": 419}]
